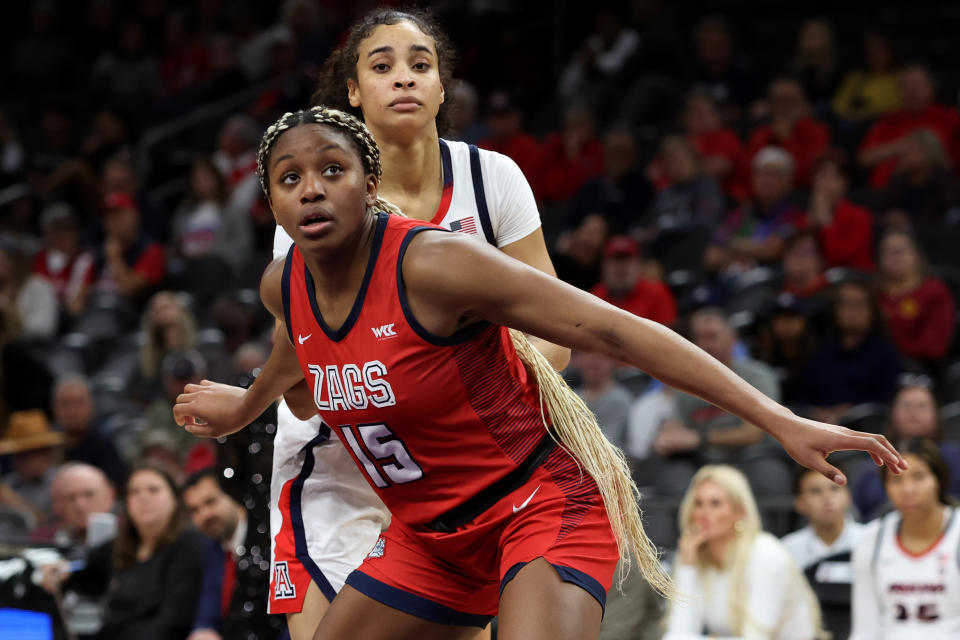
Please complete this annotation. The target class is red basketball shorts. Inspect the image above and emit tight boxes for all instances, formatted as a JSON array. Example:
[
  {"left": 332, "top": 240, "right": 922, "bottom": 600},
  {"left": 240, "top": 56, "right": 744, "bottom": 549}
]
[{"left": 343, "top": 447, "right": 620, "bottom": 627}]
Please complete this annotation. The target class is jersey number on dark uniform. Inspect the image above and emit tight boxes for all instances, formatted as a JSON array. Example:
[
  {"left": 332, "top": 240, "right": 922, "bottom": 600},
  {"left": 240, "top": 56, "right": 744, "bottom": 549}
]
[{"left": 340, "top": 422, "right": 423, "bottom": 488}]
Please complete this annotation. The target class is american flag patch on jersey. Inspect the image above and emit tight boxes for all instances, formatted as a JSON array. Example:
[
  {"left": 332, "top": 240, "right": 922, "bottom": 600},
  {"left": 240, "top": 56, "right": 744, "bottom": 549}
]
[{"left": 448, "top": 217, "right": 478, "bottom": 234}]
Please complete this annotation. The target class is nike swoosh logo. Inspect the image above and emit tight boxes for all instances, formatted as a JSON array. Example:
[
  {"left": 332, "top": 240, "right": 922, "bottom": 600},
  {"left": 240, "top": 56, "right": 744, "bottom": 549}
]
[
  {"left": 512, "top": 484, "right": 541, "bottom": 513},
  {"left": 298, "top": 333, "right": 312, "bottom": 344}
]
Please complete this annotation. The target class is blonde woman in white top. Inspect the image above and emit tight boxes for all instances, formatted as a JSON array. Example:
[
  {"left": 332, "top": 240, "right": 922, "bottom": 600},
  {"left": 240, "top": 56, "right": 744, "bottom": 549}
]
[{"left": 665, "top": 465, "right": 825, "bottom": 640}]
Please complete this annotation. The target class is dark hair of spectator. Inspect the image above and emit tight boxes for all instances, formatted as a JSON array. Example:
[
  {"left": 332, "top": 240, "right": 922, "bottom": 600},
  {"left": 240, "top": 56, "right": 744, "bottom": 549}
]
[
  {"left": 310, "top": 7, "right": 457, "bottom": 134},
  {"left": 882, "top": 437, "right": 956, "bottom": 506},
  {"left": 182, "top": 466, "right": 226, "bottom": 493},
  {"left": 878, "top": 228, "right": 930, "bottom": 280},
  {"left": 114, "top": 462, "right": 188, "bottom": 571},
  {"left": 184, "top": 156, "right": 228, "bottom": 207},
  {"left": 883, "top": 380, "right": 943, "bottom": 442},
  {"left": 828, "top": 278, "right": 889, "bottom": 340},
  {"left": 811, "top": 147, "right": 851, "bottom": 181},
  {"left": 783, "top": 229, "right": 822, "bottom": 256}
]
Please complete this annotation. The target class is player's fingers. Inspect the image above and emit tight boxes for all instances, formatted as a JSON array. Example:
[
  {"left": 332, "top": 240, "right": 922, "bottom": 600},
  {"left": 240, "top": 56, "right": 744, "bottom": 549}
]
[
  {"left": 183, "top": 383, "right": 203, "bottom": 393},
  {"left": 184, "top": 422, "right": 215, "bottom": 438},
  {"left": 809, "top": 454, "right": 846, "bottom": 486},
  {"left": 853, "top": 433, "right": 905, "bottom": 472},
  {"left": 172, "top": 402, "right": 191, "bottom": 427},
  {"left": 869, "top": 452, "right": 884, "bottom": 467}
]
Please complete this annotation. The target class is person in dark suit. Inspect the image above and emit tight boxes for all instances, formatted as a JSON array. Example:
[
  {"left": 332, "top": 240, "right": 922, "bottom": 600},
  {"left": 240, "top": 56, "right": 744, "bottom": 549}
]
[{"left": 183, "top": 467, "right": 285, "bottom": 640}]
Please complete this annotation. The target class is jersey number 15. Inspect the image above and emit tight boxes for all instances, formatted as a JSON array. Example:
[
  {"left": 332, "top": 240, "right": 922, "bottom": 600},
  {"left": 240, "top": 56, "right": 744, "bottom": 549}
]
[{"left": 339, "top": 422, "right": 424, "bottom": 487}]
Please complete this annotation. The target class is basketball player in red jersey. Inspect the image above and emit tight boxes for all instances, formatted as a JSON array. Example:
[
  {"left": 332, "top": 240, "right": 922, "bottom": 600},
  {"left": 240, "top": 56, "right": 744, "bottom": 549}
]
[
  {"left": 176, "top": 107, "right": 905, "bottom": 640},
  {"left": 269, "top": 10, "right": 563, "bottom": 638}
]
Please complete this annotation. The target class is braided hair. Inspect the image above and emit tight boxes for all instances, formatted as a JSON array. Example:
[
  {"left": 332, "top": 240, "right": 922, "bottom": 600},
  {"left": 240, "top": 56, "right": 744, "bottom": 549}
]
[{"left": 256, "top": 105, "right": 402, "bottom": 215}]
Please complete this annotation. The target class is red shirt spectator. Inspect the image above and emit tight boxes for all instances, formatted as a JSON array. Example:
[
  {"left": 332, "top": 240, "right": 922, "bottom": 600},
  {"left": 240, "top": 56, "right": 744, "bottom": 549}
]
[
  {"left": 94, "top": 192, "right": 165, "bottom": 300},
  {"left": 877, "top": 230, "right": 955, "bottom": 364},
  {"left": 534, "top": 105, "right": 605, "bottom": 203},
  {"left": 859, "top": 65, "right": 960, "bottom": 189},
  {"left": 31, "top": 203, "right": 95, "bottom": 314},
  {"left": 801, "top": 152, "right": 874, "bottom": 271},
  {"left": 478, "top": 91, "right": 542, "bottom": 182},
  {"left": 744, "top": 77, "right": 830, "bottom": 188},
  {"left": 781, "top": 231, "right": 829, "bottom": 300},
  {"left": 879, "top": 278, "right": 955, "bottom": 363},
  {"left": 590, "top": 236, "right": 676, "bottom": 326}
]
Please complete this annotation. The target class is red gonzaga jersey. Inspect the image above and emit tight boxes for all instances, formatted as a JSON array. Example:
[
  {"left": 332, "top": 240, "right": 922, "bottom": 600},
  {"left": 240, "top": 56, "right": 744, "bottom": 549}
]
[{"left": 281, "top": 212, "right": 552, "bottom": 526}]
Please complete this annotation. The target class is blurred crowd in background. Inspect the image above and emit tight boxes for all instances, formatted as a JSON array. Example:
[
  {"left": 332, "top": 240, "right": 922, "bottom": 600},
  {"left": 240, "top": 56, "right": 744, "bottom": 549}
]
[{"left": 1, "top": 1, "right": 960, "bottom": 639}]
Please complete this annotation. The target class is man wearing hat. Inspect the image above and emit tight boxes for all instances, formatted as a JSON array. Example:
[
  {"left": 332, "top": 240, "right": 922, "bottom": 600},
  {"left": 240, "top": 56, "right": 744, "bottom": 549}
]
[
  {"left": 590, "top": 235, "right": 677, "bottom": 326},
  {"left": 93, "top": 191, "right": 165, "bottom": 302},
  {"left": 0, "top": 409, "right": 64, "bottom": 525}
]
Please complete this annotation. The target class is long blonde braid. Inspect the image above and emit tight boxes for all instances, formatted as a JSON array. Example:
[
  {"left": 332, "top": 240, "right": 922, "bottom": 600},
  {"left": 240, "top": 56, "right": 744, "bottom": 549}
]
[{"left": 256, "top": 105, "right": 672, "bottom": 597}]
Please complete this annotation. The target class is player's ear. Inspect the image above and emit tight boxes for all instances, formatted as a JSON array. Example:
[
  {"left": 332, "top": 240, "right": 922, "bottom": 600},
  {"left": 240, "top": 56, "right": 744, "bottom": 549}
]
[
  {"left": 364, "top": 173, "right": 379, "bottom": 209},
  {"left": 439, "top": 82, "right": 445, "bottom": 105},
  {"left": 268, "top": 196, "right": 279, "bottom": 224},
  {"left": 347, "top": 78, "right": 361, "bottom": 109}
]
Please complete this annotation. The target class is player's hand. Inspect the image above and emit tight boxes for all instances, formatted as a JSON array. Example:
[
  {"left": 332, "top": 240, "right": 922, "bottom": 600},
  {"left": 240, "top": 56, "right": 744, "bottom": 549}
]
[
  {"left": 771, "top": 413, "right": 907, "bottom": 486},
  {"left": 187, "top": 629, "right": 223, "bottom": 640},
  {"left": 173, "top": 380, "right": 249, "bottom": 438}
]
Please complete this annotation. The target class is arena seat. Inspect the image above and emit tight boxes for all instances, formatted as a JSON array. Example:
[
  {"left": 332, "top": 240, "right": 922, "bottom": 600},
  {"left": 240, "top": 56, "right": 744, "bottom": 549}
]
[
  {"left": 940, "top": 401, "right": 960, "bottom": 442},
  {"left": 838, "top": 403, "right": 889, "bottom": 434}
]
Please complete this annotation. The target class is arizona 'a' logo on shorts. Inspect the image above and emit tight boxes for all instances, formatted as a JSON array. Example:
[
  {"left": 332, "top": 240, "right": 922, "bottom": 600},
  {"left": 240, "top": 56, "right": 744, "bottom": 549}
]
[
  {"left": 368, "top": 537, "right": 386, "bottom": 559},
  {"left": 273, "top": 561, "right": 297, "bottom": 599}
]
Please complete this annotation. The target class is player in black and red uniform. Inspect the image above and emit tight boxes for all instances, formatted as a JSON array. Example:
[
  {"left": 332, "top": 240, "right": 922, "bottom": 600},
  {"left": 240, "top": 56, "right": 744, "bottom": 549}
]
[{"left": 175, "top": 107, "right": 905, "bottom": 640}]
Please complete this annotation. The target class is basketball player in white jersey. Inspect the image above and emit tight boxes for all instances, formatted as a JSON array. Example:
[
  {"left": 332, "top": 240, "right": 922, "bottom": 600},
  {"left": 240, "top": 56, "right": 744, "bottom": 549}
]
[
  {"left": 267, "top": 9, "right": 567, "bottom": 639},
  {"left": 851, "top": 438, "right": 960, "bottom": 639}
]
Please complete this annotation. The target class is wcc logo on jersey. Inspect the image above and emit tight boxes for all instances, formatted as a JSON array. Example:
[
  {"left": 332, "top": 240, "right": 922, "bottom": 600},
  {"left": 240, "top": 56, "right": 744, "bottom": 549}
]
[
  {"left": 273, "top": 561, "right": 296, "bottom": 600},
  {"left": 371, "top": 323, "right": 398, "bottom": 340}
]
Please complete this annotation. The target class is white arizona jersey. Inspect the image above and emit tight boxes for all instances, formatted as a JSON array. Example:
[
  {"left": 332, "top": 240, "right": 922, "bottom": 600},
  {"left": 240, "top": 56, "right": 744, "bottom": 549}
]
[
  {"left": 850, "top": 507, "right": 960, "bottom": 639},
  {"left": 268, "top": 138, "right": 543, "bottom": 610},
  {"left": 273, "top": 138, "right": 541, "bottom": 255}
]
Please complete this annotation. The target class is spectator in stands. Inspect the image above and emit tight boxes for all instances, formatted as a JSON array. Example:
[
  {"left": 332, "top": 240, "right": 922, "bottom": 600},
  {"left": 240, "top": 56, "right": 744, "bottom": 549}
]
[
  {"left": 93, "top": 191, "right": 166, "bottom": 306},
  {"left": 102, "top": 153, "right": 168, "bottom": 243},
  {"left": 44, "top": 463, "right": 204, "bottom": 640},
  {"left": 705, "top": 147, "right": 804, "bottom": 275},
  {"left": 590, "top": 235, "right": 676, "bottom": 326},
  {"left": 32, "top": 203, "right": 94, "bottom": 316},
  {"left": 647, "top": 134, "right": 724, "bottom": 233},
  {"left": 558, "top": 10, "right": 639, "bottom": 119},
  {"left": 0, "top": 410, "right": 64, "bottom": 525},
  {"left": 781, "top": 231, "right": 829, "bottom": 300},
  {"left": 143, "top": 350, "right": 208, "bottom": 461},
  {"left": 654, "top": 308, "right": 787, "bottom": 494},
  {"left": 876, "top": 229, "right": 955, "bottom": 368},
  {"left": 678, "top": 90, "right": 744, "bottom": 199},
  {"left": 446, "top": 80, "right": 487, "bottom": 145},
  {"left": 44, "top": 463, "right": 117, "bottom": 547},
  {"left": 552, "top": 213, "right": 609, "bottom": 291},
  {"left": 90, "top": 20, "right": 159, "bottom": 114},
  {"left": 212, "top": 115, "right": 259, "bottom": 192},
  {"left": 478, "top": 91, "right": 541, "bottom": 182},
  {"left": 832, "top": 31, "right": 901, "bottom": 124},
  {"left": 159, "top": 11, "right": 211, "bottom": 98},
  {"left": 0, "top": 239, "right": 58, "bottom": 340},
  {"left": 664, "top": 465, "right": 824, "bottom": 639},
  {"left": 686, "top": 15, "right": 759, "bottom": 124},
  {"left": 6, "top": 1, "right": 73, "bottom": 95},
  {"left": 802, "top": 150, "right": 875, "bottom": 271},
  {"left": 0, "top": 108, "right": 25, "bottom": 187},
  {"left": 879, "top": 129, "right": 959, "bottom": 226},
  {"left": 797, "top": 280, "right": 903, "bottom": 423},
  {"left": 859, "top": 63, "right": 960, "bottom": 189},
  {"left": 756, "top": 294, "right": 819, "bottom": 407},
  {"left": 791, "top": 19, "right": 841, "bottom": 110},
  {"left": 782, "top": 466, "right": 864, "bottom": 640},
  {"left": 53, "top": 375, "right": 126, "bottom": 489},
  {"left": 534, "top": 103, "right": 605, "bottom": 203},
  {"left": 853, "top": 380, "right": 960, "bottom": 521},
  {"left": 784, "top": 466, "right": 865, "bottom": 570},
  {"left": 184, "top": 468, "right": 285, "bottom": 640},
  {"left": 172, "top": 156, "right": 252, "bottom": 269},
  {"left": 569, "top": 127, "right": 653, "bottom": 234},
  {"left": 572, "top": 351, "right": 632, "bottom": 451},
  {"left": 134, "top": 291, "right": 198, "bottom": 403},
  {"left": 744, "top": 76, "right": 830, "bottom": 187}
]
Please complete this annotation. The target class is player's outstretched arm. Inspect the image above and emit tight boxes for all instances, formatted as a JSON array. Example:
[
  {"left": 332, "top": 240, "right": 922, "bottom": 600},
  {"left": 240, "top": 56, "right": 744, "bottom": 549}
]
[
  {"left": 403, "top": 232, "right": 907, "bottom": 485},
  {"left": 173, "top": 259, "right": 307, "bottom": 437}
]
